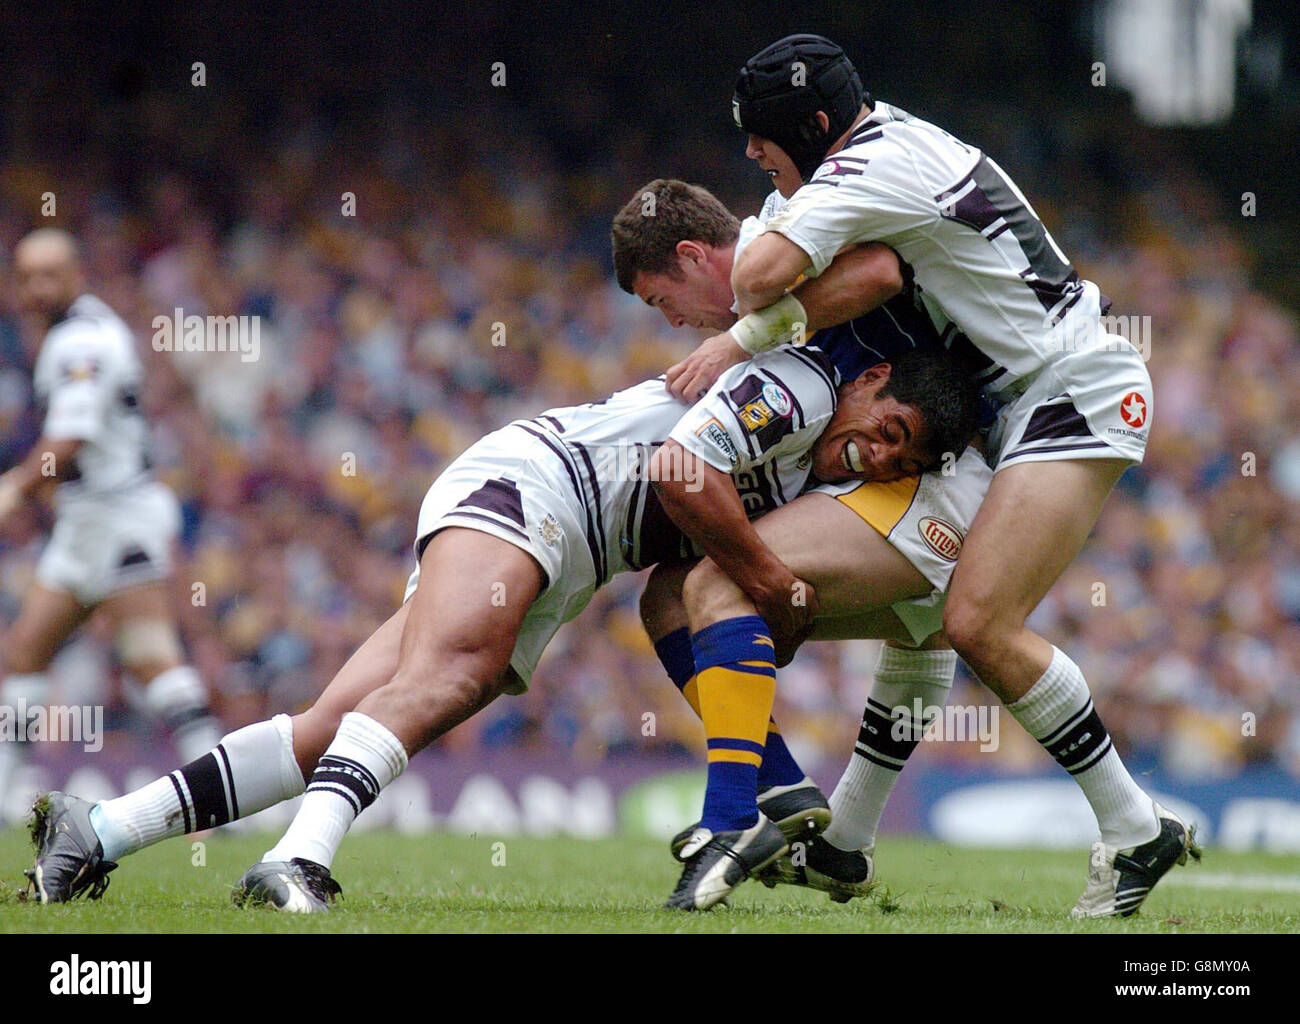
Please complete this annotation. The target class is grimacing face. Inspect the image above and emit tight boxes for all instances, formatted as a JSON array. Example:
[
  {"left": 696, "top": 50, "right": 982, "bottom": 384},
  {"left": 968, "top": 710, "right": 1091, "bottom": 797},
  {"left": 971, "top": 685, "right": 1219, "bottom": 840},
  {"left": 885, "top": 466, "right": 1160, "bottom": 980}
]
[
  {"left": 811, "top": 365, "right": 932, "bottom": 483},
  {"left": 745, "top": 133, "right": 803, "bottom": 198},
  {"left": 632, "top": 243, "right": 738, "bottom": 331}
]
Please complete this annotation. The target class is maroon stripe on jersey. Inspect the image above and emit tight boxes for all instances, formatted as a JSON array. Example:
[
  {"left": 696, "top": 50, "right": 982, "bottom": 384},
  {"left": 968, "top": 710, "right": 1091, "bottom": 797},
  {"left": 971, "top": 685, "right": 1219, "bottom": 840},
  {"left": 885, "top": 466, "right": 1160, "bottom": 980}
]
[{"left": 455, "top": 477, "right": 526, "bottom": 529}]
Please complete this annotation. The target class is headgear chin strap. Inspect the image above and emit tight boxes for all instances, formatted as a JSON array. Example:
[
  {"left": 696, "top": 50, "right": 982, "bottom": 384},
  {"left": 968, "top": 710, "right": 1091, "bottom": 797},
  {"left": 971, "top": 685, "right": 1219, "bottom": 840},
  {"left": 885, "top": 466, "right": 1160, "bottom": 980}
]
[{"left": 733, "top": 34, "right": 867, "bottom": 181}]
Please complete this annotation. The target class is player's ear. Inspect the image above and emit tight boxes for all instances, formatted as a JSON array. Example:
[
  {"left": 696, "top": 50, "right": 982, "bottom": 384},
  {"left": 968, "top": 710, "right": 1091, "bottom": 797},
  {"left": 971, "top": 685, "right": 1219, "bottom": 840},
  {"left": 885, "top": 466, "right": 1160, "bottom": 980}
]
[
  {"left": 815, "top": 111, "right": 831, "bottom": 135},
  {"left": 859, "top": 362, "right": 891, "bottom": 386},
  {"left": 675, "top": 239, "right": 706, "bottom": 268}
]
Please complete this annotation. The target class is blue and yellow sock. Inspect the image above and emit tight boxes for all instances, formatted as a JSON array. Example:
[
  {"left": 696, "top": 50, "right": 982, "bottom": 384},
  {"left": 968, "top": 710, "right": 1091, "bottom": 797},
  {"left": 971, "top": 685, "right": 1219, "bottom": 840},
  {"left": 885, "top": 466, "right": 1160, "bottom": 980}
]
[
  {"left": 655, "top": 625, "right": 804, "bottom": 790},
  {"left": 690, "top": 615, "right": 777, "bottom": 833}
]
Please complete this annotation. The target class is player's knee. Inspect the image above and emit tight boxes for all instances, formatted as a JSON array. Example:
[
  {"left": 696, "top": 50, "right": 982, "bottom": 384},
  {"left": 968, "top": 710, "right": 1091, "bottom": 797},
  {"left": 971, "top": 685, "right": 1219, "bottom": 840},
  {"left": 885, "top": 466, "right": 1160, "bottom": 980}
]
[
  {"left": 682, "top": 559, "right": 744, "bottom": 629},
  {"left": 639, "top": 563, "right": 685, "bottom": 636},
  {"left": 395, "top": 658, "right": 499, "bottom": 719},
  {"left": 116, "top": 619, "right": 184, "bottom": 681},
  {"left": 941, "top": 592, "right": 1008, "bottom": 661}
]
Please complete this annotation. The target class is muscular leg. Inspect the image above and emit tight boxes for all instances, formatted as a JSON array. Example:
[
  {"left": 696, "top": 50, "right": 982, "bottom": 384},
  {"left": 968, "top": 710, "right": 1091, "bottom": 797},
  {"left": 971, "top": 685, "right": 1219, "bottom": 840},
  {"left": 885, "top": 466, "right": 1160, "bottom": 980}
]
[
  {"left": 641, "top": 561, "right": 810, "bottom": 794},
  {"left": 89, "top": 598, "right": 413, "bottom": 861},
  {"left": 685, "top": 492, "right": 932, "bottom": 628},
  {"left": 262, "top": 528, "right": 544, "bottom": 869},
  {"left": 100, "top": 580, "right": 221, "bottom": 760},
  {"left": 2, "top": 582, "right": 89, "bottom": 675},
  {"left": 943, "top": 459, "right": 1158, "bottom": 849}
]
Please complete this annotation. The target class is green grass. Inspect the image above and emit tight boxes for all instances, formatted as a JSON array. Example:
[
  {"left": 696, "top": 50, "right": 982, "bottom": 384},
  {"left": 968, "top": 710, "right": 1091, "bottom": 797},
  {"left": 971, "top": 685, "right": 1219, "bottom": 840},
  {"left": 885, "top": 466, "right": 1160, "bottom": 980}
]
[{"left": 2, "top": 827, "right": 1298, "bottom": 933}]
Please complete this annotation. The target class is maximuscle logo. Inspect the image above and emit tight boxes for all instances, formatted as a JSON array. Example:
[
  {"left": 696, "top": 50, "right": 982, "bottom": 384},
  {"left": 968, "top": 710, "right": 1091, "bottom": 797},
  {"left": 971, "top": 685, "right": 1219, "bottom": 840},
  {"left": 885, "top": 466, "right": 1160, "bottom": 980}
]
[
  {"left": 0, "top": 701, "right": 102, "bottom": 752},
  {"left": 152, "top": 308, "right": 261, "bottom": 362}
]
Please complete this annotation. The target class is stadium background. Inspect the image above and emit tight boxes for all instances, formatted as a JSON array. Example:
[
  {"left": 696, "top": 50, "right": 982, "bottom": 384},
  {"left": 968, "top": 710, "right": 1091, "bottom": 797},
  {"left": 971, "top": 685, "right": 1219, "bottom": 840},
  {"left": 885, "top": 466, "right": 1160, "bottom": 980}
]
[{"left": 1, "top": 1, "right": 1298, "bottom": 848}]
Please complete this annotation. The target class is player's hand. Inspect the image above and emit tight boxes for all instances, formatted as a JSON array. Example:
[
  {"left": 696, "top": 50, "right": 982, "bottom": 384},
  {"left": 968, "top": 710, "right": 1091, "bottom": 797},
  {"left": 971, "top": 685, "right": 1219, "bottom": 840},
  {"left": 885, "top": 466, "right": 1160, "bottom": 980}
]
[
  {"left": 772, "top": 622, "right": 815, "bottom": 669},
  {"left": 666, "top": 332, "right": 749, "bottom": 402},
  {"left": 753, "top": 573, "right": 819, "bottom": 658}
]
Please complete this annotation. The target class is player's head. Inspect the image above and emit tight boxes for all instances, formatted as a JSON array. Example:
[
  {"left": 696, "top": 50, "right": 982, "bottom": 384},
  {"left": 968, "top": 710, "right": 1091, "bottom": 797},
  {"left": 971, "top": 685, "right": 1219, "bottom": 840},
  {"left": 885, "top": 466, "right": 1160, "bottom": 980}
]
[
  {"left": 812, "top": 348, "right": 981, "bottom": 483},
  {"left": 611, "top": 179, "right": 741, "bottom": 331},
  {"left": 733, "top": 34, "right": 868, "bottom": 197},
  {"left": 14, "top": 227, "right": 84, "bottom": 323}
]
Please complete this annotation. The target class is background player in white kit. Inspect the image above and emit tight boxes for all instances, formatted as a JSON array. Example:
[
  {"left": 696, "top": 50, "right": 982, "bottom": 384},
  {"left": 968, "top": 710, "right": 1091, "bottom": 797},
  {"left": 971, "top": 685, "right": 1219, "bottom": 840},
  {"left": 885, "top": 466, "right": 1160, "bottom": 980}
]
[
  {"left": 0, "top": 229, "right": 221, "bottom": 805},
  {"left": 667, "top": 35, "right": 1199, "bottom": 917}
]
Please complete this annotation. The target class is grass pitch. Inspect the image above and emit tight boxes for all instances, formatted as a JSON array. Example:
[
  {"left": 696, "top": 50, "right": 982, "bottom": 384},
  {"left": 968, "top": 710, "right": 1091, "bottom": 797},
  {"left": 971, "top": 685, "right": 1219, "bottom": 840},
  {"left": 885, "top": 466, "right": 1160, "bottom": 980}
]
[{"left": 2, "top": 827, "right": 1298, "bottom": 933}]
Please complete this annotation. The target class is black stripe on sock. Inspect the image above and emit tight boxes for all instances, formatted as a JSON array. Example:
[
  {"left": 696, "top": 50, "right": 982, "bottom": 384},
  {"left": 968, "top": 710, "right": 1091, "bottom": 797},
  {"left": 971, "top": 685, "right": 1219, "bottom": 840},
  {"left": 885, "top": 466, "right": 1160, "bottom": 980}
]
[
  {"left": 1065, "top": 735, "right": 1113, "bottom": 776},
  {"left": 308, "top": 755, "right": 381, "bottom": 813},
  {"left": 854, "top": 743, "right": 908, "bottom": 772},
  {"left": 167, "top": 771, "right": 192, "bottom": 834},
  {"left": 216, "top": 743, "right": 239, "bottom": 820},
  {"left": 857, "top": 698, "right": 923, "bottom": 766},
  {"left": 178, "top": 752, "right": 233, "bottom": 829},
  {"left": 1042, "top": 702, "right": 1111, "bottom": 774}
]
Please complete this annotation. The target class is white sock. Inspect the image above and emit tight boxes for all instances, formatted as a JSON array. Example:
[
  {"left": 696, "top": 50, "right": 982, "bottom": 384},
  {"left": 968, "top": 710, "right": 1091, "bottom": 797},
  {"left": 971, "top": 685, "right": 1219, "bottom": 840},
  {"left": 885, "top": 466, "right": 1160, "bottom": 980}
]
[
  {"left": 1006, "top": 646, "right": 1157, "bottom": 849},
  {"left": 263, "top": 712, "right": 407, "bottom": 870},
  {"left": 144, "top": 665, "right": 222, "bottom": 762},
  {"left": 824, "top": 646, "right": 956, "bottom": 852},
  {"left": 91, "top": 714, "right": 303, "bottom": 861}
]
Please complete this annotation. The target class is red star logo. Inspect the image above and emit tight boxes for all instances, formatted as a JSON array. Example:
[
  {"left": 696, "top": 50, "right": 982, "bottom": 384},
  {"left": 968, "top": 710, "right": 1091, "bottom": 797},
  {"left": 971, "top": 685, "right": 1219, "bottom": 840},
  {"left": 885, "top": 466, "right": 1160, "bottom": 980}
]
[{"left": 1120, "top": 392, "right": 1147, "bottom": 428}]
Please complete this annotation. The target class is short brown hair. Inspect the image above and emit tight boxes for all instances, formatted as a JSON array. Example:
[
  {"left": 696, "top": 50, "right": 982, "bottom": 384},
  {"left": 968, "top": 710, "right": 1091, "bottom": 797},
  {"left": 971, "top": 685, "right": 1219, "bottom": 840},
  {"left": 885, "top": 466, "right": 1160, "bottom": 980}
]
[{"left": 610, "top": 179, "right": 740, "bottom": 293}]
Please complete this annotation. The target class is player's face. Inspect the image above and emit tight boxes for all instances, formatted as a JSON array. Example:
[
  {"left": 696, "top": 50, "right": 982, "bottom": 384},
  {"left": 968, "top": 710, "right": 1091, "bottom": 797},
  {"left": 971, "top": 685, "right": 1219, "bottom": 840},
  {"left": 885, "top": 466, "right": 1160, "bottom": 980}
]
[
  {"left": 745, "top": 134, "right": 802, "bottom": 198},
  {"left": 15, "top": 247, "right": 80, "bottom": 322},
  {"left": 812, "top": 367, "right": 930, "bottom": 483},
  {"left": 633, "top": 257, "right": 736, "bottom": 331}
]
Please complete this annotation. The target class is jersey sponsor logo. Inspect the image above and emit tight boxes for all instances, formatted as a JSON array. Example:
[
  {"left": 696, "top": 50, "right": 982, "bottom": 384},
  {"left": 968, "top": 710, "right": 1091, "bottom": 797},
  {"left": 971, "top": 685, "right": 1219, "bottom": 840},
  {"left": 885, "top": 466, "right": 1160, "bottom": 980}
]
[
  {"left": 737, "top": 384, "right": 793, "bottom": 433},
  {"left": 761, "top": 382, "right": 792, "bottom": 417},
  {"left": 918, "top": 516, "right": 963, "bottom": 561},
  {"left": 1119, "top": 391, "right": 1147, "bottom": 428},
  {"left": 737, "top": 397, "right": 776, "bottom": 431},
  {"left": 694, "top": 417, "right": 740, "bottom": 467}
]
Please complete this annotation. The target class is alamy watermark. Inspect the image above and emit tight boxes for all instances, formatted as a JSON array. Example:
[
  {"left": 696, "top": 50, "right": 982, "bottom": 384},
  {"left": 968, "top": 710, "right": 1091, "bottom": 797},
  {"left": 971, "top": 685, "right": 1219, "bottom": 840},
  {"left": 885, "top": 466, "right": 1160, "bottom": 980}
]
[
  {"left": 0, "top": 700, "right": 103, "bottom": 753},
  {"left": 891, "top": 699, "right": 1000, "bottom": 753},
  {"left": 1043, "top": 313, "right": 1152, "bottom": 361},
  {"left": 152, "top": 308, "right": 261, "bottom": 362}
]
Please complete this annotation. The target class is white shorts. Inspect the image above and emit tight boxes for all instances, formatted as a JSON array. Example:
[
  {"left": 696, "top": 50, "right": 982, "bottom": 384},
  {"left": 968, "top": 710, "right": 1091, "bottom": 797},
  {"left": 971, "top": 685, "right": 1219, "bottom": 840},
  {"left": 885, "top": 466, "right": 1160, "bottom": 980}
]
[
  {"left": 987, "top": 336, "right": 1152, "bottom": 471},
  {"left": 813, "top": 446, "right": 992, "bottom": 644},
  {"left": 403, "top": 424, "right": 599, "bottom": 693},
  {"left": 37, "top": 480, "right": 180, "bottom": 606}
]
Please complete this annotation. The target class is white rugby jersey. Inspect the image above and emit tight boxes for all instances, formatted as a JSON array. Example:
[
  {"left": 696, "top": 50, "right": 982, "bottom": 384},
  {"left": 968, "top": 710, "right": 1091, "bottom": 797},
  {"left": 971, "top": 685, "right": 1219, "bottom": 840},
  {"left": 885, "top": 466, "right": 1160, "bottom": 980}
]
[
  {"left": 32, "top": 294, "right": 152, "bottom": 502},
  {"left": 762, "top": 101, "right": 1108, "bottom": 396},
  {"left": 511, "top": 345, "right": 838, "bottom": 583}
]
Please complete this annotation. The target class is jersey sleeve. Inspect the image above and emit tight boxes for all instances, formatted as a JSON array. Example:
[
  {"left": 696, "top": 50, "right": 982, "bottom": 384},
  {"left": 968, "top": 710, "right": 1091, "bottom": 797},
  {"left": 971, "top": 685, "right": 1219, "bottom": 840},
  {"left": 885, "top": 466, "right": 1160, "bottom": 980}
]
[
  {"left": 668, "top": 347, "right": 839, "bottom": 474},
  {"left": 38, "top": 330, "right": 115, "bottom": 442},
  {"left": 762, "top": 156, "right": 934, "bottom": 277}
]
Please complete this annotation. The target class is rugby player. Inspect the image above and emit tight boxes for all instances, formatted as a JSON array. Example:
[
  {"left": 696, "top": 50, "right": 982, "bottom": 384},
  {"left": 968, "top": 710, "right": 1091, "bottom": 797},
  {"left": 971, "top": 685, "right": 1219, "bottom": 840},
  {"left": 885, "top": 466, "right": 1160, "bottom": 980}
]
[
  {"left": 665, "top": 34, "right": 1199, "bottom": 917},
  {"left": 0, "top": 229, "right": 221, "bottom": 810},
  {"left": 611, "top": 179, "right": 991, "bottom": 908},
  {"left": 25, "top": 331, "right": 978, "bottom": 910}
]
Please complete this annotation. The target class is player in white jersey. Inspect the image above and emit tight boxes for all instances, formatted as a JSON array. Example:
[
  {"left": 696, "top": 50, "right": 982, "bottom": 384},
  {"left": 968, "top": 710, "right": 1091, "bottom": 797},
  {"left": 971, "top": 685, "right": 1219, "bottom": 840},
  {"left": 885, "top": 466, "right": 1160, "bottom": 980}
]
[
  {"left": 25, "top": 334, "right": 980, "bottom": 908},
  {"left": 0, "top": 230, "right": 220, "bottom": 813},
  {"left": 667, "top": 35, "right": 1198, "bottom": 917}
]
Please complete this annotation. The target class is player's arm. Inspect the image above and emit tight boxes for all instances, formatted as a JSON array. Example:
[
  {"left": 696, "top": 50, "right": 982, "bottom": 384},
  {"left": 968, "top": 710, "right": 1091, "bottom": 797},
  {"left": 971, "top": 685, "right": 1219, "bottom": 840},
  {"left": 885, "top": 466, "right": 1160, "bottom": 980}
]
[
  {"left": 649, "top": 441, "right": 814, "bottom": 644},
  {"left": 665, "top": 242, "right": 903, "bottom": 401},
  {"left": 731, "top": 232, "right": 815, "bottom": 315},
  {"left": 0, "top": 438, "right": 83, "bottom": 520}
]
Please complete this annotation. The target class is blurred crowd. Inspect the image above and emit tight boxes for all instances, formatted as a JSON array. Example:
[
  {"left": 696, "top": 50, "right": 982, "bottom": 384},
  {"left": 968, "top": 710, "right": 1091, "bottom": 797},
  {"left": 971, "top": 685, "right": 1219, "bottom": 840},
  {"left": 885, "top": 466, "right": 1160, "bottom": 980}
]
[{"left": 0, "top": 76, "right": 1297, "bottom": 783}]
